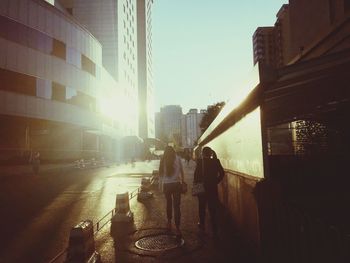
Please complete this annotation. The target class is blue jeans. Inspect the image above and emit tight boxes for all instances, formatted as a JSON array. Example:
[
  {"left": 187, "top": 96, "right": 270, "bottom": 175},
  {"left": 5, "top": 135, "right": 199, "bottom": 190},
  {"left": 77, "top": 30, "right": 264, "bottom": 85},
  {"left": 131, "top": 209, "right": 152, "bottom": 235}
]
[{"left": 163, "top": 182, "right": 182, "bottom": 227}]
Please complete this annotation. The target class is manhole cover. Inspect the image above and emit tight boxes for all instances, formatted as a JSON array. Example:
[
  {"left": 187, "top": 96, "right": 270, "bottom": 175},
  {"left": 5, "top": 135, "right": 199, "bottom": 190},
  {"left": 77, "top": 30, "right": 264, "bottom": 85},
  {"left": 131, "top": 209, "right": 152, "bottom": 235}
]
[{"left": 135, "top": 234, "right": 184, "bottom": 252}]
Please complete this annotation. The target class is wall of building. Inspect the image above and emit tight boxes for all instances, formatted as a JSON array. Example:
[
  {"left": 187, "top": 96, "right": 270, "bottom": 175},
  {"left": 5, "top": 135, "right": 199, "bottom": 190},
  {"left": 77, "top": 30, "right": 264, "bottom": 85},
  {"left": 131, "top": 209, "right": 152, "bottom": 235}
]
[
  {"left": 70, "top": 0, "right": 119, "bottom": 79},
  {"left": 275, "top": 4, "right": 292, "bottom": 66},
  {"left": 117, "top": 0, "right": 139, "bottom": 136},
  {"left": 289, "top": 0, "right": 332, "bottom": 59},
  {"left": 253, "top": 27, "right": 275, "bottom": 66},
  {"left": 284, "top": 0, "right": 350, "bottom": 63}
]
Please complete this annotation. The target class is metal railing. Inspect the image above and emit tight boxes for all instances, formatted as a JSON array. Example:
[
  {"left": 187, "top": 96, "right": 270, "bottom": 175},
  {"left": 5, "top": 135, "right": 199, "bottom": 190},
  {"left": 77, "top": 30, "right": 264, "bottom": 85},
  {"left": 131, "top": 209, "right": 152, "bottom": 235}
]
[
  {"left": 94, "top": 186, "right": 141, "bottom": 233},
  {"left": 48, "top": 173, "right": 154, "bottom": 263}
]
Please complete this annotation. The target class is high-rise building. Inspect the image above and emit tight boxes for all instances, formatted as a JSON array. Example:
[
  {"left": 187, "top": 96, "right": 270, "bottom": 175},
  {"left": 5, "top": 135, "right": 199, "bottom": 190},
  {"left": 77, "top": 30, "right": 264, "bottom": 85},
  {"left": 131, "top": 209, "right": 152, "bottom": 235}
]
[
  {"left": 181, "top": 109, "right": 204, "bottom": 148},
  {"left": 274, "top": 4, "right": 291, "bottom": 67},
  {"left": 137, "top": 0, "right": 155, "bottom": 139},
  {"left": 155, "top": 111, "right": 162, "bottom": 140},
  {"left": 181, "top": 114, "right": 187, "bottom": 148},
  {"left": 60, "top": 0, "right": 154, "bottom": 139},
  {"left": 255, "top": 1, "right": 350, "bottom": 69},
  {"left": 252, "top": 27, "right": 275, "bottom": 66},
  {"left": 156, "top": 105, "right": 183, "bottom": 145}
]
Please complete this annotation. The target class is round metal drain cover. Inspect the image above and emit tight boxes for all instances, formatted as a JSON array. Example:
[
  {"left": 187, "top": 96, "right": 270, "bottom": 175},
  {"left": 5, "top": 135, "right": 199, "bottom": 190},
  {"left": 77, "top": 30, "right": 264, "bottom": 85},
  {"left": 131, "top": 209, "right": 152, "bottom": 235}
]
[{"left": 135, "top": 234, "right": 184, "bottom": 252}]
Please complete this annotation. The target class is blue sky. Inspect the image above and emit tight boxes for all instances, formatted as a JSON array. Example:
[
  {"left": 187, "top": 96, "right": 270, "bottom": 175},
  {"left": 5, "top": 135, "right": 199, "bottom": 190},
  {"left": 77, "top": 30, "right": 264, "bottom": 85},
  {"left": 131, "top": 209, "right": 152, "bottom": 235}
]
[{"left": 153, "top": 0, "right": 288, "bottom": 113}]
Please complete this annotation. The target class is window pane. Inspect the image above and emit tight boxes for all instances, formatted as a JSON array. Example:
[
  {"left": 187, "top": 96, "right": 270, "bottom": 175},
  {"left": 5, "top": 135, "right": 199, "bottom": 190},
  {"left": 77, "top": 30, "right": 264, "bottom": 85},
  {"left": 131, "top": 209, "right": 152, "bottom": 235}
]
[
  {"left": 52, "top": 39, "right": 66, "bottom": 59},
  {"left": 52, "top": 82, "right": 66, "bottom": 102},
  {"left": 81, "top": 54, "right": 96, "bottom": 76},
  {"left": 0, "top": 68, "right": 36, "bottom": 96},
  {"left": 36, "top": 78, "right": 52, "bottom": 99}
]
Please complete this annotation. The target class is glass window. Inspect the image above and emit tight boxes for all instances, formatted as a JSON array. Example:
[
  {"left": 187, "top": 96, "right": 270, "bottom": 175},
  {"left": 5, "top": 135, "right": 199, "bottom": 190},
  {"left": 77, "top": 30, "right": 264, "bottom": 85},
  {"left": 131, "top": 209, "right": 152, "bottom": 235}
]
[
  {"left": 81, "top": 54, "right": 96, "bottom": 76},
  {"left": 66, "top": 86, "right": 78, "bottom": 101},
  {"left": 0, "top": 68, "right": 36, "bottom": 96},
  {"left": 52, "top": 82, "right": 66, "bottom": 102},
  {"left": 36, "top": 78, "right": 52, "bottom": 99},
  {"left": 52, "top": 39, "right": 66, "bottom": 59},
  {"left": 67, "top": 47, "right": 81, "bottom": 68}
]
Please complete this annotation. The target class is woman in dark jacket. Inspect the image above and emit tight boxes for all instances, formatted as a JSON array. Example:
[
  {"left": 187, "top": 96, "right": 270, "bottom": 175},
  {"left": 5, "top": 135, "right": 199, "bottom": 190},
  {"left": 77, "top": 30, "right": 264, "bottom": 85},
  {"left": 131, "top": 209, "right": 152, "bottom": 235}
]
[{"left": 193, "top": 146, "right": 224, "bottom": 236}]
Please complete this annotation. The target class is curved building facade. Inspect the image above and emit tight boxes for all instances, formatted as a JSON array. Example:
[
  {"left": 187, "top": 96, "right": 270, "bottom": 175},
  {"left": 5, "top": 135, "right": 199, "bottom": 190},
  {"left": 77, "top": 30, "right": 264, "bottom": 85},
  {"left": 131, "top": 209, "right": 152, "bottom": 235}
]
[{"left": 0, "top": 0, "right": 136, "bottom": 162}]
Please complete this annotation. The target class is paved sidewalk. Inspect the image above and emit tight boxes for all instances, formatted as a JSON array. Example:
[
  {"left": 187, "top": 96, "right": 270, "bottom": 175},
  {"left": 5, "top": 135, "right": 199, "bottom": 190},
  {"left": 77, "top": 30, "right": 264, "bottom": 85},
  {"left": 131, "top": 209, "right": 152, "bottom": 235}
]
[{"left": 109, "top": 160, "right": 257, "bottom": 263}]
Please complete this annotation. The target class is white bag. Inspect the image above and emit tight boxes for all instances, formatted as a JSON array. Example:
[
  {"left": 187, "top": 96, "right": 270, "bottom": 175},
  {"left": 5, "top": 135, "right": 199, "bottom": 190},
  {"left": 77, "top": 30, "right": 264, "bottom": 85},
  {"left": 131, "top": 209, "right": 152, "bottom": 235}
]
[{"left": 192, "top": 183, "right": 205, "bottom": 196}]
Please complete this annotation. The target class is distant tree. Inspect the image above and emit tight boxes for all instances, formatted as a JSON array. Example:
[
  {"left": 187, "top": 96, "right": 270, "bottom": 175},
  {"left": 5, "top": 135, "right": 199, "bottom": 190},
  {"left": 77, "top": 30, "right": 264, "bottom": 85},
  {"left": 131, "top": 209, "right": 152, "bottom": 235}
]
[{"left": 199, "top": 101, "right": 225, "bottom": 134}]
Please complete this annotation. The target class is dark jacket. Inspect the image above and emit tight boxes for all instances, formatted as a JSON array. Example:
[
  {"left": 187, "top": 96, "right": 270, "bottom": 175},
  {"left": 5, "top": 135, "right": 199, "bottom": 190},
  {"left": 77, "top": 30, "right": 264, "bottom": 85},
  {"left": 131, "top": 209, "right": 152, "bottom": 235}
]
[{"left": 193, "top": 158, "right": 224, "bottom": 195}]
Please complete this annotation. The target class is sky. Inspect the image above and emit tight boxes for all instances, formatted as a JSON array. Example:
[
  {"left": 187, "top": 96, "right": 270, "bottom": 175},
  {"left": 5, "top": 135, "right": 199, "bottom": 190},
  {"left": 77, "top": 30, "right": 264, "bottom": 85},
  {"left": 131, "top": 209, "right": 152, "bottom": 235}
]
[{"left": 152, "top": 0, "right": 288, "bottom": 113}]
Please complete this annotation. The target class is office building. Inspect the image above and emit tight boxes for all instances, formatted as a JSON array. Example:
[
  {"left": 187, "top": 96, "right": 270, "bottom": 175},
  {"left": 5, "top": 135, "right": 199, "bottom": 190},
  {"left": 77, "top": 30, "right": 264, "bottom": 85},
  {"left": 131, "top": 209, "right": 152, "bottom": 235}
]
[
  {"left": 156, "top": 105, "right": 182, "bottom": 145},
  {"left": 274, "top": 4, "right": 291, "bottom": 67},
  {"left": 0, "top": 0, "right": 135, "bottom": 162},
  {"left": 252, "top": 27, "right": 276, "bottom": 66},
  {"left": 137, "top": 0, "right": 155, "bottom": 139},
  {"left": 59, "top": 0, "right": 140, "bottom": 136},
  {"left": 182, "top": 109, "right": 204, "bottom": 148}
]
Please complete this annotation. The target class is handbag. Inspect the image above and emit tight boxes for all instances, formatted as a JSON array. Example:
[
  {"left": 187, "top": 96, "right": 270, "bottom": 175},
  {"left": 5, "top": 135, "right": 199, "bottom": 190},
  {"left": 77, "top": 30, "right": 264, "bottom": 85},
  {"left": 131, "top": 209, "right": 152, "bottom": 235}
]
[
  {"left": 191, "top": 182, "right": 205, "bottom": 196},
  {"left": 192, "top": 158, "right": 206, "bottom": 196},
  {"left": 181, "top": 182, "right": 188, "bottom": 194}
]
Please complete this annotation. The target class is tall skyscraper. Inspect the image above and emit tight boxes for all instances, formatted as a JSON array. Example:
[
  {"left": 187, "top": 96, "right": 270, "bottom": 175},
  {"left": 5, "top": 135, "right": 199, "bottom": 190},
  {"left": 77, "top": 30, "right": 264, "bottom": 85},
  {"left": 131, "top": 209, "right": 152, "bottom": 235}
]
[
  {"left": 252, "top": 27, "right": 275, "bottom": 66},
  {"left": 274, "top": 4, "right": 291, "bottom": 67},
  {"left": 156, "top": 105, "right": 183, "bottom": 145},
  {"left": 181, "top": 109, "right": 204, "bottom": 148},
  {"left": 60, "top": 0, "right": 154, "bottom": 138},
  {"left": 136, "top": 0, "right": 155, "bottom": 139}
]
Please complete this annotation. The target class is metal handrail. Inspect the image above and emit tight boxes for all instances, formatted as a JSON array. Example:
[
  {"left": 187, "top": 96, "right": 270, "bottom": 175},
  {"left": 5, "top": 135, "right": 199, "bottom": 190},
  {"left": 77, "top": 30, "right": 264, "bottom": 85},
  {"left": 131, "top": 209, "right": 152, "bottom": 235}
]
[
  {"left": 94, "top": 185, "right": 141, "bottom": 233},
  {"left": 48, "top": 174, "right": 153, "bottom": 263}
]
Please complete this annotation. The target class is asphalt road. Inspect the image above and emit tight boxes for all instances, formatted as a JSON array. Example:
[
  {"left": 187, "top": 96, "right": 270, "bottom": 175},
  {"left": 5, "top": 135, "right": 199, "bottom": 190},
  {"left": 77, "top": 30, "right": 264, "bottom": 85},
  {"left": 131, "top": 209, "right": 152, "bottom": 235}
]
[{"left": 0, "top": 160, "right": 159, "bottom": 263}]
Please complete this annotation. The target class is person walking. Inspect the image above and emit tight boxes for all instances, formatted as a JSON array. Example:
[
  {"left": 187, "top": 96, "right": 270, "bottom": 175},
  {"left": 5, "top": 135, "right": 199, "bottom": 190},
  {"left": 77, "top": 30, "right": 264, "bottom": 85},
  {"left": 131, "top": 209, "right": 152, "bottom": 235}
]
[
  {"left": 193, "top": 146, "right": 224, "bottom": 237},
  {"left": 159, "top": 146, "right": 185, "bottom": 237}
]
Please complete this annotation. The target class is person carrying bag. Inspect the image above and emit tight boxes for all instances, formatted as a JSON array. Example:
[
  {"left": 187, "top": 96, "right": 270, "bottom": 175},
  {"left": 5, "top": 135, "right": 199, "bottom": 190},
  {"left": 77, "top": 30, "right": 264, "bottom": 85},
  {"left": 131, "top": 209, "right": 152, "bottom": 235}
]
[
  {"left": 193, "top": 147, "right": 224, "bottom": 237},
  {"left": 159, "top": 146, "right": 185, "bottom": 237}
]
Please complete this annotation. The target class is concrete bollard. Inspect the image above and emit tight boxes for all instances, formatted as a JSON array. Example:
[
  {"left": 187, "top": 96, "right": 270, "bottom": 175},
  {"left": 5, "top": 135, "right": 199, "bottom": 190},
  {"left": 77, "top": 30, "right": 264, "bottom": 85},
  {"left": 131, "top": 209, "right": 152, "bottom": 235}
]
[
  {"left": 137, "top": 178, "right": 153, "bottom": 201},
  {"left": 111, "top": 192, "right": 135, "bottom": 239},
  {"left": 65, "top": 220, "right": 101, "bottom": 263},
  {"left": 141, "top": 178, "right": 151, "bottom": 191},
  {"left": 113, "top": 192, "right": 134, "bottom": 222}
]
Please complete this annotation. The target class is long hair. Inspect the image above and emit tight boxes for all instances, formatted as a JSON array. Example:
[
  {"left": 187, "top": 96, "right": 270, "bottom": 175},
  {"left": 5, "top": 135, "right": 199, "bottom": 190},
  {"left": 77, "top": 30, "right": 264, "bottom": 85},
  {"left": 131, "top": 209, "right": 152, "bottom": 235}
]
[
  {"left": 202, "top": 147, "right": 212, "bottom": 158},
  {"left": 162, "top": 146, "right": 176, "bottom": 176}
]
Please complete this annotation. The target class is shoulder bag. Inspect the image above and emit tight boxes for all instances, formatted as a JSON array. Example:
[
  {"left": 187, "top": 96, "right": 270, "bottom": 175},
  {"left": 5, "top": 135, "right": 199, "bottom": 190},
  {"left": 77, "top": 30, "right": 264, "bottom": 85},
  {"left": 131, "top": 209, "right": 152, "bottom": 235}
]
[{"left": 192, "top": 159, "right": 205, "bottom": 196}]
